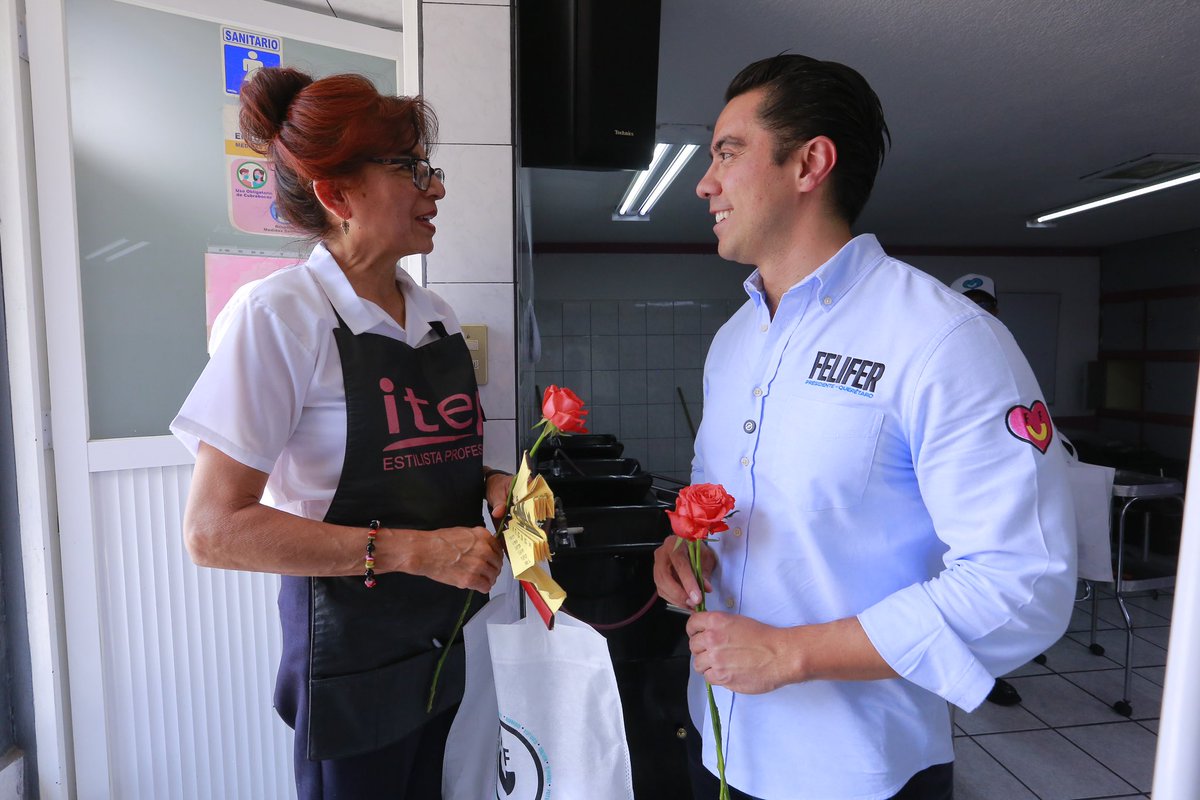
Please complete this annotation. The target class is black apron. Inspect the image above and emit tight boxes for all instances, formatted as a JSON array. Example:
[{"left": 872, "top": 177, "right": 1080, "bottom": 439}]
[{"left": 274, "top": 312, "right": 487, "bottom": 765}]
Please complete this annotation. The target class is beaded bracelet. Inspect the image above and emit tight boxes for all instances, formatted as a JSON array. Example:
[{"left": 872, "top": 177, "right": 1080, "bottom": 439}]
[{"left": 363, "top": 520, "right": 380, "bottom": 588}]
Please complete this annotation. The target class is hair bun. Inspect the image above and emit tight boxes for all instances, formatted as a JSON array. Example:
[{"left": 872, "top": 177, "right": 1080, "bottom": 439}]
[{"left": 238, "top": 67, "right": 314, "bottom": 155}]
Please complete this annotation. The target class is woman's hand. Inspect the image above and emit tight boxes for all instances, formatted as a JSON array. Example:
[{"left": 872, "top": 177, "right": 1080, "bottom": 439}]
[
  {"left": 485, "top": 470, "right": 514, "bottom": 522},
  {"left": 652, "top": 535, "right": 717, "bottom": 609},
  {"left": 399, "top": 525, "right": 504, "bottom": 593}
]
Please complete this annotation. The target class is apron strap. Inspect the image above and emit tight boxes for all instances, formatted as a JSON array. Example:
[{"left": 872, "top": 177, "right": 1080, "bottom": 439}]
[{"left": 425, "top": 320, "right": 481, "bottom": 418}]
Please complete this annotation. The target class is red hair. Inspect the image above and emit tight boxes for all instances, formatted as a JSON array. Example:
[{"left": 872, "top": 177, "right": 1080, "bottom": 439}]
[{"left": 238, "top": 68, "right": 438, "bottom": 238}]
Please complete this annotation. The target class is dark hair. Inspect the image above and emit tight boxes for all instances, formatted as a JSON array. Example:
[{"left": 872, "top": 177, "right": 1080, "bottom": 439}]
[
  {"left": 238, "top": 67, "right": 438, "bottom": 238},
  {"left": 726, "top": 55, "right": 890, "bottom": 225}
]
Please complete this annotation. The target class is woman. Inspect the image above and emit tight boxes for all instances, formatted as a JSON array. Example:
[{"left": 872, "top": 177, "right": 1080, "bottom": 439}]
[{"left": 171, "top": 67, "right": 510, "bottom": 798}]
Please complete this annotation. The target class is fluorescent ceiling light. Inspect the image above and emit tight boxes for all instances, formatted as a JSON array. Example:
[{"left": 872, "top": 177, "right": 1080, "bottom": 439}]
[
  {"left": 638, "top": 145, "right": 699, "bottom": 216},
  {"left": 614, "top": 143, "right": 700, "bottom": 220},
  {"left": 1030, "top": 168, "right": 1200, "bottom": 225},
  {"left": 616, "top": 143, "right": 669, "bottom": 216}
]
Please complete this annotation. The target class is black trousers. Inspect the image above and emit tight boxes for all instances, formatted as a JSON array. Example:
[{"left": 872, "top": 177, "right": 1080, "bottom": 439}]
[
  {"left": 292, "top": 705, "right": 456, "bottom": 800},
  {"left": 686, "top": 719, "right": 953, "bottom": 800}
]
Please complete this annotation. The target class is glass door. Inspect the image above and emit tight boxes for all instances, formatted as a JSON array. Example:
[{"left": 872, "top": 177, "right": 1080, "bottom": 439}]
[{"left": 26, "top": 0, "right": 413, "bottom": 795}]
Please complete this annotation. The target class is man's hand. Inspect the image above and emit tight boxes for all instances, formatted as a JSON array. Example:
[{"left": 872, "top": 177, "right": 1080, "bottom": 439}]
[
  {"left": 686, "top": 612, "right": 796, "bottom": 694},
  {"left": 687, "top": 613, "right": 898, "bottom": 693},
  {"left": 653, "top": 535, "right": 716, "bottom": 609}
]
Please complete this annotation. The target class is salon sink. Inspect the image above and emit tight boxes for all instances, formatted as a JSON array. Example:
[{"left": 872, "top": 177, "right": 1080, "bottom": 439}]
[
  {"left": 539, "top": 433, "right": 625, "bottom": 461},
  {"left": 1112, "top": 470, "right": 1183, "bottom": 498},
  {"left": 543, "top": 457, "right": 642, "bottom": 478},
  {"left": 543, "top": 457, "right": 653, "bottom": 506},
  {"left": 550, "top": 501, "right": 671, "bottom": 555}
]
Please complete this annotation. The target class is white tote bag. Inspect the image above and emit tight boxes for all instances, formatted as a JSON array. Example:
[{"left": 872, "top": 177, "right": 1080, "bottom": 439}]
[
  {"left": 1068, "top": 459, "right": 1116, "bottom": 583},
  {"left": 443, "top": 595, "right": 635, "bottom": 800},
  {"left": 442, "top": 589, "right": 518, "bottom": 799}
]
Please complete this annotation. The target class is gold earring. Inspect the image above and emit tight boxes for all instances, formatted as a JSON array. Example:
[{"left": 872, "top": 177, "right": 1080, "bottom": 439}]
[{"left": 341, "top": 219, "right": 350, "bottom": 235}]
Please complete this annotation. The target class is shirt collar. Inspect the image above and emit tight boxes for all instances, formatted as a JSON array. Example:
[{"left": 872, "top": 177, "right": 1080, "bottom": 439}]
[
  {"left": 742, "top": 270, "right": 768, "bottom": 310},
  {"left": 308, "top": 243, "right": 447, "bottom": 342},
  {"left": 741, "top": 233, "right": 886, "bottom": 314}
]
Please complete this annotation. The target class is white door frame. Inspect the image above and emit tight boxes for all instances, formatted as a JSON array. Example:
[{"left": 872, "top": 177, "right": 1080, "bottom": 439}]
[
  {"left": 0, "top": 1, "right": 74, "bottom": 796},
  {"left": 1152, "top": 377, "right": 1200, "bottom": 799},
  {"left": 19, "top": 0, "right": 415, "bottom": 794}
]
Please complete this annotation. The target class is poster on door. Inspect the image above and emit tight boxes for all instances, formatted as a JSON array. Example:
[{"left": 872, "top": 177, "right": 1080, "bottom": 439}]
[
  {"left": 222, "top": 26, "right": 281, "bottom": 95},
  {"left": 223, "top": 105, "right": 300, "bottom": 236},
  {"left": 204, "top": 252, "right": 303, "bottom": 350}
]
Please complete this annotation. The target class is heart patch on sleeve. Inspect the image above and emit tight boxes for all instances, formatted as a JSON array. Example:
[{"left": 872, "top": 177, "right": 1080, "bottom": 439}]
[{"left": 1006, "top": 400, "right": 1053, "bottom": 454}]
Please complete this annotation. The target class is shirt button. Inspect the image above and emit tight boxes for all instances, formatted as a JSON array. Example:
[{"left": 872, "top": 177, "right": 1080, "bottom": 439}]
[
  {"left": 724, "top": 596, "right": 735, "bottom": 609},
  {"left": 743, "top": 420, "right": 756, "bottom": 433},
  {"left": 760, "top": 324, "right": 768, "bottom": 332},
  {"left": 733, "top": 527, "right": 743, "bottom": 537},
  {"left": 740, "top": 457, "right": 750, "bottom": 466},
  {"left": 753, "top": 387, "right": 763, "bottom": 397},
  {"left": 823, "top": 296, "right": 833, "bottom": 306}
]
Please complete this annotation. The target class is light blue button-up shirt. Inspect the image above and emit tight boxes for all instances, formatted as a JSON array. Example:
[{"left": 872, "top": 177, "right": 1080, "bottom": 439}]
[{"left": 689, "top": 235, "right": 1076, "bottom": 799}]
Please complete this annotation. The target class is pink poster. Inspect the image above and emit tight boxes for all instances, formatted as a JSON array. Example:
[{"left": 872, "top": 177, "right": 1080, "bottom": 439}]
[
  {"left": 204, "top": 252, "right": 303, "bottom": 345},
  {"left": 227, "top": 157, "right": 301, "bottom": 236}
]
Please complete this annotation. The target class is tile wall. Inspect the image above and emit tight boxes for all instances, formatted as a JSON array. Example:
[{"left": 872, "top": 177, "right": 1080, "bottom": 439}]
[
  {"left": 533, "top": 298, "right": 741, "bottom": 482},
  {"left": 422, "top": 0, "right": 518, "bottom": 472}
]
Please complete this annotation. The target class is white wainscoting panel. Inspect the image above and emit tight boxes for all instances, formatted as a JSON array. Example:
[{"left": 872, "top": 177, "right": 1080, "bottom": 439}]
[{"left": 91, "top": 465, "right": 294, "bottom": 800}]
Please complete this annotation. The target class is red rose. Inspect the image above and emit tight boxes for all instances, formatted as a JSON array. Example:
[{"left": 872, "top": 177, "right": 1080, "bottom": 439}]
[
  {"left": 542, "top": 385, "right": 589, "bottom": 434},
  {"left": 666, "top": 483, "right": 735, "bottom": 541}
]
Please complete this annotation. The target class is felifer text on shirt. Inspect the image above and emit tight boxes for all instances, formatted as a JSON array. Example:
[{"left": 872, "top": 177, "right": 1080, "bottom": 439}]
[{"left": 807, "top": 350, "right": 887, "bottom": 394}]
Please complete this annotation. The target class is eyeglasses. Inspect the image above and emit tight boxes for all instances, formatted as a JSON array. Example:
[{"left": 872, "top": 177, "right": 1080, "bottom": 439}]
[{"left": 367, "top": 156, "right": 445, "bottom": 192}]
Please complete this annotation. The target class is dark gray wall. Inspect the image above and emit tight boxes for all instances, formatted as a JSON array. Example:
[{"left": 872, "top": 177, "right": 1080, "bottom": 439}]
[{"left": 1098, "top": 227, "right": 1200, "bottom": 463}]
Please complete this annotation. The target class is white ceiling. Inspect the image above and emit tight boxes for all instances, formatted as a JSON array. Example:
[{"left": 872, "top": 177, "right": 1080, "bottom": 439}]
[
  {"left": 532, "top": 0, "right": 1200, "bottom": 249},
  {"left": 275, "top": 0, "right": 1200, "bottom": 250}
]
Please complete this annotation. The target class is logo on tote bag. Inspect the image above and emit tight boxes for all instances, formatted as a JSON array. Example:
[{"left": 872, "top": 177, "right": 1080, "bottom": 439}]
[{"left": 496, "top": 716, "right": 549, "bottom": 799}]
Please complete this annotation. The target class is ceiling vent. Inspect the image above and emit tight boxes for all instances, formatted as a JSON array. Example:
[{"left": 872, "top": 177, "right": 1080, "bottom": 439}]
[{"left": 1082, "top": 154, "right": 1200, "bottom": 183}]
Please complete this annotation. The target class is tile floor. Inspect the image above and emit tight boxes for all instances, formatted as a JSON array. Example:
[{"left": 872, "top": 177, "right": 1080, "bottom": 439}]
[{"left": 952, "top": 586, "right": 1173, "bottom": 799}]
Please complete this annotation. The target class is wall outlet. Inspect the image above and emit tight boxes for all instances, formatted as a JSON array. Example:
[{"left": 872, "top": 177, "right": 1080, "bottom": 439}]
[{"left": 462, "top": 324, "right": 488, "bottom": 385}]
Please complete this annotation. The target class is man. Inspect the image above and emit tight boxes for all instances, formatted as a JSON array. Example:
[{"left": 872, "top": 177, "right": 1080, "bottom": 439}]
[
  {"left": 951, "top": 273, "right": 999, "bottom": 316},
  {"left": 653, "top": 55, "right": 1076, "bottom": 800}
]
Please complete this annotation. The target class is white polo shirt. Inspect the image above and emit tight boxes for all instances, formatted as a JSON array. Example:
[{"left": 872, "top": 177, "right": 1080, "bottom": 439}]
[
  {"left": 690, "top": 234, "right": 1076, "bottom": 799},
  {"left": 171, "top": 244, "right": 461, "bottom": 521}
]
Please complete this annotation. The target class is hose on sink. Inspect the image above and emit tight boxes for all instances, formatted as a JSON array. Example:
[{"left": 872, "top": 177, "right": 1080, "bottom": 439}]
[{"left": 577, "top": 590, "right": 663, "bottom": 632}]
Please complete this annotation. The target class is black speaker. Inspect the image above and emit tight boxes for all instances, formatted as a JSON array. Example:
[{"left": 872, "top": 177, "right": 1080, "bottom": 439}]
[{"left": 517, "top": 0, "right": 662, "bottom": 171}]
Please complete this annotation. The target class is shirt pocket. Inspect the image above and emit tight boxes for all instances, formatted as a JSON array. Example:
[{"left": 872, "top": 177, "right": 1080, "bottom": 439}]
[{"left": 766, "top": 396, "right": 884, "bottom": 511}]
